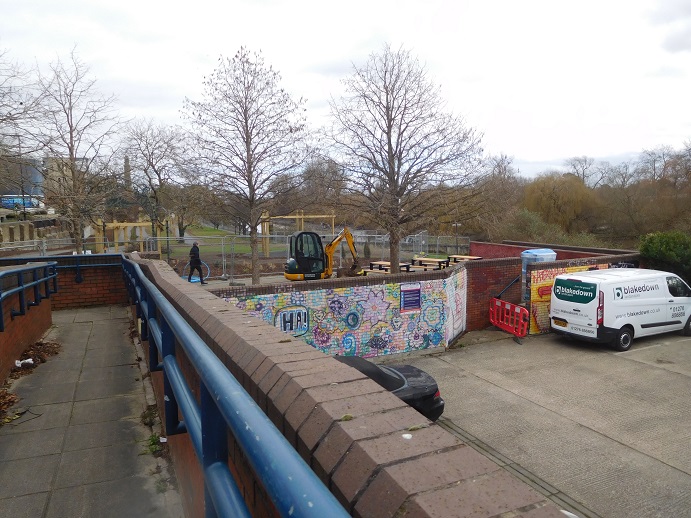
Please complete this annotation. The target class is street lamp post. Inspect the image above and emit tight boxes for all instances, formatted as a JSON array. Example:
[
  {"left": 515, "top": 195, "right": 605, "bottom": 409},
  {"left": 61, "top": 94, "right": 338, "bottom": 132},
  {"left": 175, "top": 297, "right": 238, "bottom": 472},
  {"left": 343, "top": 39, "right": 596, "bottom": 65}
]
[
  {"left": 16, "top": 133, "right": 28, "bottom": 221},
  {"left": 166, "top": 219, "right": 171, "bottom": 263}
]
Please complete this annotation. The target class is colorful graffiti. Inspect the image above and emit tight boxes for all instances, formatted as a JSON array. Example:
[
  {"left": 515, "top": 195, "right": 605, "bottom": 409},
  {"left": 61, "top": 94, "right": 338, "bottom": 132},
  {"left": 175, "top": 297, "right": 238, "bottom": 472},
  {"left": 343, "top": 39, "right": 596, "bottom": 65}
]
[
  {"left": 225, "top": 270, "right": 468, "bottom": 358},
  {"left": 446, "top": 268, "right": 467, "bottom": 340},
  {"left": 529, "top": 264, "right": 609, "bottom": 334}
]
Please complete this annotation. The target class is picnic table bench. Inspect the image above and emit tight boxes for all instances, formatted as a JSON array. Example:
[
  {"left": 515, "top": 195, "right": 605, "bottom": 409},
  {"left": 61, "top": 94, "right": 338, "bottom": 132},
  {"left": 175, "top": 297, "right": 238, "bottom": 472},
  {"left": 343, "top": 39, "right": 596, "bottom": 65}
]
[
  {"left": 408, "top": 264, "right": 441, "bottom": 272},
  {"left": 448, "top": 255, "right": 483, "bottom": 262},
  {"left": 411, "top": 257, "right": 450, "bottom": 269},
  {"left": 369, "top": 261, "right": 412, "bottom": 272}
]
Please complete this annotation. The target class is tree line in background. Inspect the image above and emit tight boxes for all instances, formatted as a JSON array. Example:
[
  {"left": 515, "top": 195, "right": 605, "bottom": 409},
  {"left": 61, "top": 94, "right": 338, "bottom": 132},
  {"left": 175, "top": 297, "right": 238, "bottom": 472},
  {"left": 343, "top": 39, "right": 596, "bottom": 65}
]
[{"left": 1, "top": 45, "right": 690, "bottom": 283}]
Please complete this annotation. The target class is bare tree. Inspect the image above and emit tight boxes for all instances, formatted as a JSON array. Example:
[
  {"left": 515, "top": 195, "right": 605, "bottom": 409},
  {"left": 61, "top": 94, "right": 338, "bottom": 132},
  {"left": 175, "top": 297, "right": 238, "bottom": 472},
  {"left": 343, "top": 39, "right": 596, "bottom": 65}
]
[
  {"left": 564, "top": 156, "right": 596, "bottom": 185},
  {"left": 470, "top": 154, "right": 527, "bottom": 239},
  {"left": 637, "top": 146, "right": 676, "bottom": 181},
  {"left": 564, "top": 155, "right": 612, "bottom": 188},
  {"left": 159, "top": 183, "right": 208, "bottom": 241},
  {"left": 266, "top": 158, "right": 350, "bottom": 221},
  {"left": 327, "top": 45, "right": 482, "bottom": 272},
  {"left": 0, "top": 49, "right": 42, "bottom": 151},
  {"left": 34, "top": 49, "right": 123, "bottom": 252},
  {"left": 602, "top": 160, "right": 640, "bottom": 189},
  {"left": 0, "top": 49, "right": 44, "bottom": 203},
  {"left": 123, "top": 119, "right": 193, "bottom": 236},
  {"left": 182, "top": 47, "right": 309, "bottom": 284}
]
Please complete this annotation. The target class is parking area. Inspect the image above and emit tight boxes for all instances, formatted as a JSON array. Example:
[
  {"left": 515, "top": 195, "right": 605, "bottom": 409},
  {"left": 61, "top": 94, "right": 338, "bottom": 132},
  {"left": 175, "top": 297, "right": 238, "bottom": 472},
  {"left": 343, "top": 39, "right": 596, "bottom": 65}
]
[{"left": 404, "top": 331, "right": 691, "bottom": 518}]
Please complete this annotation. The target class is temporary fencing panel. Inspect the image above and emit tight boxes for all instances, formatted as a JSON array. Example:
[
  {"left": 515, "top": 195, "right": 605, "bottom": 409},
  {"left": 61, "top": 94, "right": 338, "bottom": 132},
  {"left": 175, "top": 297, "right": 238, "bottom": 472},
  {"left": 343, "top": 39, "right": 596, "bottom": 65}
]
[{"left": 489, "top": 298, "right": 529, "bottom": 338}]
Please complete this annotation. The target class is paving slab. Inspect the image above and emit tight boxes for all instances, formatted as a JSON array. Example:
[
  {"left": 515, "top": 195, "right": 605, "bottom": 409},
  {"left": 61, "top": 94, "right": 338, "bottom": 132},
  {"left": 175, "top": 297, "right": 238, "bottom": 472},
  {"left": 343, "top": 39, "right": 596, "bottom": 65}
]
[
  {"left": 70, "top": 395, "right": 144, "bottom": 425},
  {"left": 0, "top": 492, "right": 49, "bottom": 518},
  {"left": 407, "top": 331, "right": 691, "bottom": 518},
  {"left": 0, "top": 306, "right": 182, "bottom": 518}
]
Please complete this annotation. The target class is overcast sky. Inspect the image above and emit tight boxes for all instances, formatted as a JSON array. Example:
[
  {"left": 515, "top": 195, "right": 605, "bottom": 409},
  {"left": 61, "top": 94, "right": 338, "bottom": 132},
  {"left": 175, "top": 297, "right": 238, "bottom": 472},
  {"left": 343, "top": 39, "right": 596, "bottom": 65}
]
[{"left": 2, "top": 0, "right": 690, "bottom": 176}]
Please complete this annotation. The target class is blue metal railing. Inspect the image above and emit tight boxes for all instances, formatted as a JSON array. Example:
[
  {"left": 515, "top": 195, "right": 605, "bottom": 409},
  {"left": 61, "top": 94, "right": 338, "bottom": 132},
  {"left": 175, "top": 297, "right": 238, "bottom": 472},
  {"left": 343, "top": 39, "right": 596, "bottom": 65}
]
[
  {"left": 0, "top": 261, "right": 58, "bottom": 332},
  {"left": 50, "top": 254, "right": 124, "bottom": 283},
  {"left": 122, "top": 258, "right": 350, "bottom": 518}
]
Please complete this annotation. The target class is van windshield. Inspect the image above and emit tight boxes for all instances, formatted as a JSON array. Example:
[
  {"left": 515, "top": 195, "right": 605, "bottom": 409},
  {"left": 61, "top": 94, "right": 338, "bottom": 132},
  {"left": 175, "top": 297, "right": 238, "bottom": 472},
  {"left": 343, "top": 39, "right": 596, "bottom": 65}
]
[{"left": 553, "top": 278, "right": 597, "bottom": 303}]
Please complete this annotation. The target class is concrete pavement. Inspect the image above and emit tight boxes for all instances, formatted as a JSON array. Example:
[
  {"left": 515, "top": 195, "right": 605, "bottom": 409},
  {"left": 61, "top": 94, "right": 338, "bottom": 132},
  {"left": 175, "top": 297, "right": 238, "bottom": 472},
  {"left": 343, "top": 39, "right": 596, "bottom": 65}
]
[
  {"left": 0, "top": 306, "right": 182, "bottom": 518},
  {"left": 404, "top": 330, "right": 691, "bottom": 518}
]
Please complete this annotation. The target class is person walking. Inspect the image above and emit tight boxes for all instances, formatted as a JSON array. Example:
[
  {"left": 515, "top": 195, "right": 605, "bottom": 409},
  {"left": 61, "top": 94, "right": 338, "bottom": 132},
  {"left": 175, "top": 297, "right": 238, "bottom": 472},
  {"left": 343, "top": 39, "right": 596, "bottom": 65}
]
[{"left": 188, "top": 241, "right": 207, "bottom": 284}]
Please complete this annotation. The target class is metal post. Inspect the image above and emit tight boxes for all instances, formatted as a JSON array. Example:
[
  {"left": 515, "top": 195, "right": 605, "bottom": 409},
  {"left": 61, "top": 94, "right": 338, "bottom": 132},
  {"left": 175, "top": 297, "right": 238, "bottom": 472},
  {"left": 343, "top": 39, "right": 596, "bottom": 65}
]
[{"left": 166, "top": 220, "right": 170, "bottom": 263}]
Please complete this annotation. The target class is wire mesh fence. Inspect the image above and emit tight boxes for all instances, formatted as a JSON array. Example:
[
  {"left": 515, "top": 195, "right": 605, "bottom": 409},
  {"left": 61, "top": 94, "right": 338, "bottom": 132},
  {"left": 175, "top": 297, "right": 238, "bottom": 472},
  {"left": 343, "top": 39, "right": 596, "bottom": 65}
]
[{"left": 0, "top": 231, "right": 470, "bottom": 281}]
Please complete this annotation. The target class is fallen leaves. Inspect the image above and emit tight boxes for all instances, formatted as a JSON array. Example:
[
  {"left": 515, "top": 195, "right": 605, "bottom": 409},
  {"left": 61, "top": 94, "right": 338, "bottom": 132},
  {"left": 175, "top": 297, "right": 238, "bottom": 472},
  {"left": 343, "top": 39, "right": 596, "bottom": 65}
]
[{"left": 1, "top": 340, "right": 61, "bottom": 425}]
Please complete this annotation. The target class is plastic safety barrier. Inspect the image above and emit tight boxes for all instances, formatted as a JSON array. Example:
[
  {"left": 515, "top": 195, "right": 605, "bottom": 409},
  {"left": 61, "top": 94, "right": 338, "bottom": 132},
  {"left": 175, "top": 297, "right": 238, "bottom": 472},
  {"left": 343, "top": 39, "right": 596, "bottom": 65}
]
[{"left": 489, "top": 298, "right": 529, "bottom": 338}]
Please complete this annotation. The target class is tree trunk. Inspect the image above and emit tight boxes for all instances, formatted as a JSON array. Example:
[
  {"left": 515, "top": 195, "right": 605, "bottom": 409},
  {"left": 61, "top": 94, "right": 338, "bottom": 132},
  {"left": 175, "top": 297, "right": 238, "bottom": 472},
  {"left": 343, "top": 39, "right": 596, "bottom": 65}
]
[
  {"left": 389, "top": 230, "right": 401, "bottom": 274},
  {"left": 177, "top": 221, "right": 185, "bottom": 242},
  {"left": 250, "top": 226, "right": 260, "bottom": 285},
  {"left": 72, "top": 217, "right": 83, "bottom": 253}
]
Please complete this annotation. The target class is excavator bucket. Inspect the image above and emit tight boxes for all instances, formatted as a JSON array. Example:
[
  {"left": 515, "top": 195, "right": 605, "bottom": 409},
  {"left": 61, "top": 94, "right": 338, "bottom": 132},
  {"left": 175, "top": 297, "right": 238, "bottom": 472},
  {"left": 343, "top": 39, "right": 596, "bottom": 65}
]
[{"left": 337, "top": 260, "right": 364, "bottom": 278}]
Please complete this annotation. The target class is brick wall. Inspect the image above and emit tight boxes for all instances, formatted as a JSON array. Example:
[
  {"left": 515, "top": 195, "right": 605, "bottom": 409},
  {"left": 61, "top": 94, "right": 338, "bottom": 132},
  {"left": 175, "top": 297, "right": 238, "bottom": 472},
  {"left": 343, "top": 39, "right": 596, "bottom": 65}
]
[
  {"left": 137, "top": 317, "right": 206, "bottom": 518},
  {"left": 135, "top": 259, "right": 562, "bottom": 517},
  {"left": 0, "top": 289, "right": 52, "bottom": 381},
  {"left": 0, "top": 255, "right": 129, "bottom": 310},
  {"left": 472, "top": 240, "right": 637, "bottom": 260},
  {"left": 464, "top": 258, "right": 522, "bottom": 331},
  {"left": 218, "top": 268, "right": 459, "bottom": 357},
  {"left": 50, "top": 264, "right": 128, "bottom": 309}
]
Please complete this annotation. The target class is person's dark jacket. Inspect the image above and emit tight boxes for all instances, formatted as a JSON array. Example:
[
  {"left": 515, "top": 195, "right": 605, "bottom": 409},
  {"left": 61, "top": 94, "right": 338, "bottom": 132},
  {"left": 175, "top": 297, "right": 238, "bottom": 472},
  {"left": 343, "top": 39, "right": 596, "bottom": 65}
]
[{"left": 189, "top": 244, "right": 201, "bottom": 266}]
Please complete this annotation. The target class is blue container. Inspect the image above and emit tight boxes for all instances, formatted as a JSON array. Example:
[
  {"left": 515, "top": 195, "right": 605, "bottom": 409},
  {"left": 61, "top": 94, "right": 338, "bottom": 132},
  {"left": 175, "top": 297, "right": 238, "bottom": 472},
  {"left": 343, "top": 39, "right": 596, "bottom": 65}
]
[{"left": 521, "top": 249, "right": 557, "bottom": 301}]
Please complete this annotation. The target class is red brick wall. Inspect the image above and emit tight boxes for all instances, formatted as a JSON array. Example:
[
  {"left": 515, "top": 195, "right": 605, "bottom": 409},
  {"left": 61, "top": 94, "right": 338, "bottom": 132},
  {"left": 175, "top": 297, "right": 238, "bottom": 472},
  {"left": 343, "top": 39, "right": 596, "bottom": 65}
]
[
  {"left": 464, "top": 258, "right": 522, "bottom": 331},
  {"left": 133, "top": 259, "right": 561, "bottom": 517},
  {"left": 51, "top": 266, "right": 128, "bottom": 309},
  {"left": 132, "top": 267, "right": 282, "bottom": 518},
  {"left": 0, "top": 255, "right": 129, "bottom": 310},
  {"left": 0, "top": 290, "right": 52, "bottom": 381},
  {"left": 472, "top": 241, "right": 638, "bottom": 261},
  {"left": 143, "top": 337, "right": 205, "bottom": 518},
  {"left": 470, "top": 241, "right": 527, "bottom": 258}
]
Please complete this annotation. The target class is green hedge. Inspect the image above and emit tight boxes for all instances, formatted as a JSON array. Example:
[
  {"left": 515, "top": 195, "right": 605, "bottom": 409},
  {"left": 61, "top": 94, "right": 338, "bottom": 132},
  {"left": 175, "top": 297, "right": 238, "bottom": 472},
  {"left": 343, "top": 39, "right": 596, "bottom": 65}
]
[{"left": 639, "top": 231, "right": 691, "bottom": 284}]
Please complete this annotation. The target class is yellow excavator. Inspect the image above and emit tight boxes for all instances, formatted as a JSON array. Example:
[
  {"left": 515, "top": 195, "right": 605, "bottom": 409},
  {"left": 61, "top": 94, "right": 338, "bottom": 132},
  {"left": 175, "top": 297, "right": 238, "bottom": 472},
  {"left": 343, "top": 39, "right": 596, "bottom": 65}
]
[{"left": 284, "top": 227, "right": 364, "bottom": 281}]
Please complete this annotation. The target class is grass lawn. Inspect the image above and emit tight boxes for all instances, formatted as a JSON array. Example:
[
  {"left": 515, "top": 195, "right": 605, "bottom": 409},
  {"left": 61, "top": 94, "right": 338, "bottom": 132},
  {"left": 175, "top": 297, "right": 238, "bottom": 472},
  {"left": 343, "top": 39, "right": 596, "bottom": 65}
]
[
  {"left": 164, "top": 226, "right": 286, "bottom": 261},
  {"left": 185, "top": 225, "right": 229, "bottom": 238}
]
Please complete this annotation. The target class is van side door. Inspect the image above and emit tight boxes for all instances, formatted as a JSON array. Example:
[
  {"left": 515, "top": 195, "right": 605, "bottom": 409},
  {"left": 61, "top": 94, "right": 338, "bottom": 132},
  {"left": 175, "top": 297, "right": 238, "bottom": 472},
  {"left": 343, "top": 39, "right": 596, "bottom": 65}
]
[{"left": 666, "top": 276, "right": 691, "bottom": 330}]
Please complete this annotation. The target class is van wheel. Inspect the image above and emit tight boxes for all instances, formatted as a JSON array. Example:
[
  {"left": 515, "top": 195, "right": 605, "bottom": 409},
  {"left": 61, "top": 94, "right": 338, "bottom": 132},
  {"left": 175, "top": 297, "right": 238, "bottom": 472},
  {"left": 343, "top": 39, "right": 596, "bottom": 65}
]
[
  {"left": 684, "top": 316, "right": 691, "bottom": 337},
  {"left": 612, "top": 327, "right": 634, "bottom": 351}
]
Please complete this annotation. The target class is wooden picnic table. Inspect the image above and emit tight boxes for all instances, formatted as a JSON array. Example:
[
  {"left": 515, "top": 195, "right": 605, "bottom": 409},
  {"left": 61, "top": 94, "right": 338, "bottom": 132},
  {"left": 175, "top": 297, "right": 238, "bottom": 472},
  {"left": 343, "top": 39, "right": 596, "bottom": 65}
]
[
  {"left": 408, "top": 264, "right": 439, "bottom": 272},
  {"left": 448, "top": 255, "right": 483, "bottom": 262},
  {"left": 369, "top": 261, "right": 412, "bottom": 272},
  {"left": 412, "top": 257, "right": 450, "bottom": 268}
]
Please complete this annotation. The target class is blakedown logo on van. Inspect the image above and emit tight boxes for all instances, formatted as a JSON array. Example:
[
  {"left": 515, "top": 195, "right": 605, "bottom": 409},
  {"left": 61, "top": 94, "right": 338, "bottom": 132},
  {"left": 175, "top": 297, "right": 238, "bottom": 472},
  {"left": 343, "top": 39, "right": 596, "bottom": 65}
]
[
  {"left": 613, "top": 282, "right": 661, "bottom": 300},
  {"left": 553, "top": 279, "right": 597, "bottom": 303}
]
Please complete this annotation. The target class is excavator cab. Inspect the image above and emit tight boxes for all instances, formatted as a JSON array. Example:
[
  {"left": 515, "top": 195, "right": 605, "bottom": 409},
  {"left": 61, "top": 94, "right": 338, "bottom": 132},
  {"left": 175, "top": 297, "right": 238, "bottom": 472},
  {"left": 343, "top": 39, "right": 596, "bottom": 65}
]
[
  {"left": 285, "top": 227, "right": 363, "bottom": 281},
  {"left": 285, "top": 231, "right": 327, "bottom": 280}
]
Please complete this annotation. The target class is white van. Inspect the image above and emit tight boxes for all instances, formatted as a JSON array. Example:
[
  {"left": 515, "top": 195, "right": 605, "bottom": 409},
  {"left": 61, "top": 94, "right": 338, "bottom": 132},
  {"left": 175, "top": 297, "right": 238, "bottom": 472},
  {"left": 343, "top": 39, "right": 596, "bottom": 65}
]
[{"left": 550, "top": 269, "right": 691, "bottom": 351}]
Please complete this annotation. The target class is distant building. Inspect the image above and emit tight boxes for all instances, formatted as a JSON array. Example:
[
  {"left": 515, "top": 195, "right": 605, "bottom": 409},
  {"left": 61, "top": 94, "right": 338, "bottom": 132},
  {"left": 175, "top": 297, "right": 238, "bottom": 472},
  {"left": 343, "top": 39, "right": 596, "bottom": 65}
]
[{"left": 0, "top": 158, "right": 44, "bottom": 197}]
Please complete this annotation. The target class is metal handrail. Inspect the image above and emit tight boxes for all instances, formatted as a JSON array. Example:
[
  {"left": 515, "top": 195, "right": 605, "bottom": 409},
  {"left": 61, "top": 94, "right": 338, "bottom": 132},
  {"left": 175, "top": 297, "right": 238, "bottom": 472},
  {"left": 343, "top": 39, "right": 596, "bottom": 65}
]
[
  {"left": 0, "top": 261, "right": 58, "bottom": 332},
  {"left": 122, "top": 258, "right": 350, "bottom": 518}
]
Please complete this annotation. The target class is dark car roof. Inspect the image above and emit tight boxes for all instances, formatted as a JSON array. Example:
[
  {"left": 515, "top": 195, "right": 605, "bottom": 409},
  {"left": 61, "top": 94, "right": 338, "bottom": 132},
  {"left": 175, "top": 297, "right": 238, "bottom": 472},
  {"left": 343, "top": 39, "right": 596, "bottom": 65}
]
[{"left": 334, "top": 355, "right": 404, "bottom": 391}]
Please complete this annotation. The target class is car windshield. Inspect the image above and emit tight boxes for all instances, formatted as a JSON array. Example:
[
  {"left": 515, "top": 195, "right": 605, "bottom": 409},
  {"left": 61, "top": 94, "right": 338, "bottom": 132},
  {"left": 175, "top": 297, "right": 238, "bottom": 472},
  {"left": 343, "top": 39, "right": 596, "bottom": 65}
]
[{"left": 334, "top": 355, "right": 405, "bottom": 391}]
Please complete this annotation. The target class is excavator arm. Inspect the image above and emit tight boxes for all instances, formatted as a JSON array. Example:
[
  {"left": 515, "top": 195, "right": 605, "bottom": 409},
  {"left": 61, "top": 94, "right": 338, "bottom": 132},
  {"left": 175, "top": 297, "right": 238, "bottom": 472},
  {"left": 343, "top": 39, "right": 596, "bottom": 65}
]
[
  {"left": 323, "top": 227, "right": 363, "bottom": 277},
  {"left": 284, "top": 227, "right": 363, "bottom": 281}
]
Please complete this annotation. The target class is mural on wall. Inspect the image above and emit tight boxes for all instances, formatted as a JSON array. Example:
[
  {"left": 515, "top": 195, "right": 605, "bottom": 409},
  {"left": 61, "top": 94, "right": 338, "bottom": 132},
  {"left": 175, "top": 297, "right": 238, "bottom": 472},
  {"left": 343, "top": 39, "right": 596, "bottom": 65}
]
[
  {"left": 225, "top": 269, "right": 468, "bottom": 358},
  {"left": 446, "top": 268, "right": 467, "bottom": 341},
  {"left": 529, "top": 263, "right": 610, "bottom": 334}
]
